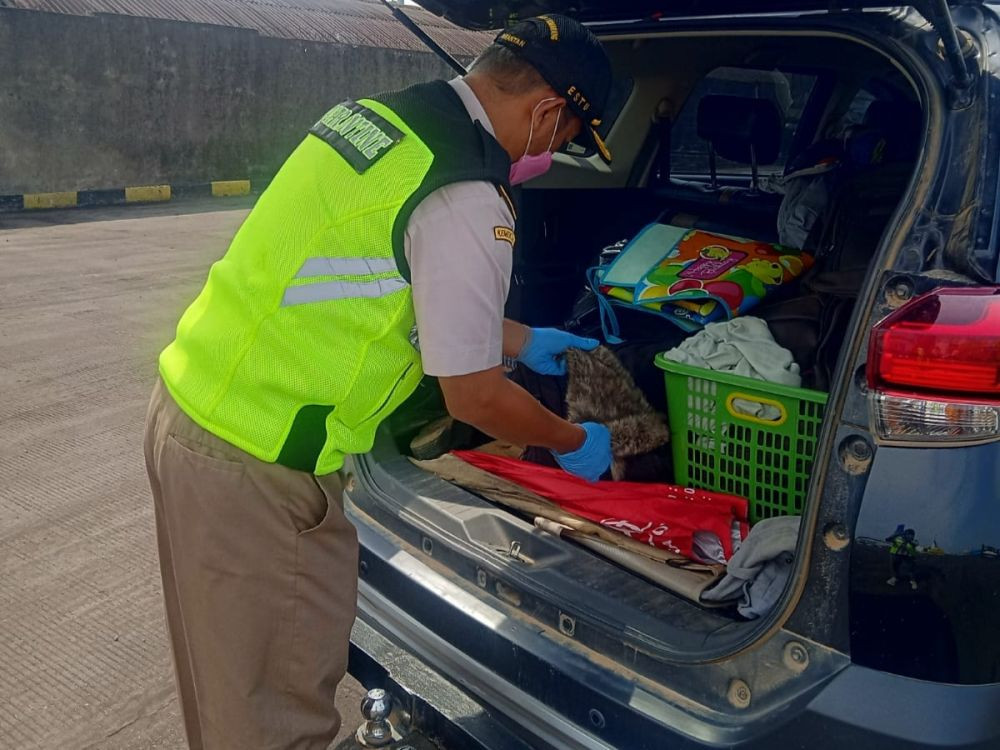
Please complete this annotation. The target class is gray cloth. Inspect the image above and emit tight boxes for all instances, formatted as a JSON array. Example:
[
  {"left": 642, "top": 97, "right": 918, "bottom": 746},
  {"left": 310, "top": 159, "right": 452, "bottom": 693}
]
[
  {"left": 776, "top": 167, "right": 835, "bottom": 249},
  {"left": 663, "top": 317, "right": 801, "bottom": 387},
  {"left": 700, "top": 515, "right": 800, "bottom": 618},
  {"left": 663, "top": 317, "right": 800, "bottom": 420}
]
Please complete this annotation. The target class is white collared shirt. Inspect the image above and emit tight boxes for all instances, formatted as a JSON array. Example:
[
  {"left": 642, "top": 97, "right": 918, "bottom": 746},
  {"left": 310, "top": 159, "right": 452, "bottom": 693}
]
[{"left": 404, "top": 78, "right": 516, "bottom": 377}]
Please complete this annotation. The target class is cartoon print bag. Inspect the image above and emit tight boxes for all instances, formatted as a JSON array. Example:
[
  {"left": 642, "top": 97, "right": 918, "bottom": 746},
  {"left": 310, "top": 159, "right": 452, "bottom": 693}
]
[{"left": 588, "top": 224, "right": 814, "bottom": 341}]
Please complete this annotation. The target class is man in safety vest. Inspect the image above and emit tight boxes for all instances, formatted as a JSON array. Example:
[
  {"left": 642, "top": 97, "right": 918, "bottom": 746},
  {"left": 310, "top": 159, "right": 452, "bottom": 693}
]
[
  {"left": 886, "top": 527, "right": 919, "bottom": 589},
  {"left": 144, "top": 14, "right": 619, "bottom": 749}
]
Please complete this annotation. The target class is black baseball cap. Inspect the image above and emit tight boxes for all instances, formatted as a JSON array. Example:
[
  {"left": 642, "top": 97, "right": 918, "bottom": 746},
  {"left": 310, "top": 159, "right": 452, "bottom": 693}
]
[{"left": 493, "top": 14, "right": 617, "bottom": 164}]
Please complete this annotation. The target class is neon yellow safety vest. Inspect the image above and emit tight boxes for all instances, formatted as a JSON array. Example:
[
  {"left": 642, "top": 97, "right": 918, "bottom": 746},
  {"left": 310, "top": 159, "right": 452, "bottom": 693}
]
[
  {"left": 159, "top": 81, "right": 513, "bottom": 474},
  {"left": 890, "top": 536, "right": 916, "bottom": 556}
]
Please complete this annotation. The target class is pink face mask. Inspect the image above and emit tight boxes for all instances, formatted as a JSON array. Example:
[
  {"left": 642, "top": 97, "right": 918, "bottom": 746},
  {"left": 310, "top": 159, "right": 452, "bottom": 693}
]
[{"left": 509, "top": 98, "right": 561, "bottom": 186}]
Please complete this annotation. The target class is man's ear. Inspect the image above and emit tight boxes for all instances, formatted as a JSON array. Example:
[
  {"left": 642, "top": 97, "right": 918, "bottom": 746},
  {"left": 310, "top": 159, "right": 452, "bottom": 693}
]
[
  {"left": 552, "top": 106, "right": 582, "bottom": 150},
  {"left": 523, "top": 93, "right": 568, "bottom": 152},
  {"left": 533, "top": 94, "right": 565, "bottom": 123}
]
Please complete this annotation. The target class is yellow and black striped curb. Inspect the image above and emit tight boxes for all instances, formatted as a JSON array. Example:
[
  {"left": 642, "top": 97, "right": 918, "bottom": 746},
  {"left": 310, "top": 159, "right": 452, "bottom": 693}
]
[{"left": 0, "top": 180, "right": 260, "bottom": 212}]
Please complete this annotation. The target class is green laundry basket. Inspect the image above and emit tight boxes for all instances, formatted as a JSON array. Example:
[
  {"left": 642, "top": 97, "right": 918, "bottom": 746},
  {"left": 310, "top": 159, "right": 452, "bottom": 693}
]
[{"left": 654, "top": 354, "right": 828, "bottom": 524}]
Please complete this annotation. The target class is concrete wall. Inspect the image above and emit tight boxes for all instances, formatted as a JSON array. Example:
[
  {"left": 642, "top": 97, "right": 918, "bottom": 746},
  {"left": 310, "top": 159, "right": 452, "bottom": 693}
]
[{"left": 0, "top": 9, "right": 464, "bottom": 194}]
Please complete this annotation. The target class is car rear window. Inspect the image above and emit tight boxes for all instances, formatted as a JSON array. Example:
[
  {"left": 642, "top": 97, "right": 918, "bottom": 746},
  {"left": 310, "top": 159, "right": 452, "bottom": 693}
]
[{"left": 671, "top": 66, "right": 817, "bottom": 175}]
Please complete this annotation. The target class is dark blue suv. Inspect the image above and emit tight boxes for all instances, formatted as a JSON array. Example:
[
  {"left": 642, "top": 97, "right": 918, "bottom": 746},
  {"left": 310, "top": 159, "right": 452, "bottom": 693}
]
[{"left": 344, "top": 2, "right": 1000, "bottom": 747}]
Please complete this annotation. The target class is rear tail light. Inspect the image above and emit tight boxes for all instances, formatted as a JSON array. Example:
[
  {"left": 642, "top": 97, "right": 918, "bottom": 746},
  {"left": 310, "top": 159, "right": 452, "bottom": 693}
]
[{"left": 867, "top": 286, "right": 1000, "bottom": 444}]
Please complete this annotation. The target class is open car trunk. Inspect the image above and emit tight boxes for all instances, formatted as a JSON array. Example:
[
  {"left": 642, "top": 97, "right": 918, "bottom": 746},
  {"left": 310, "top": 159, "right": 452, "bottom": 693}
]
[{"left": 348, "top": 23, "right": 926, "bottom": 665}]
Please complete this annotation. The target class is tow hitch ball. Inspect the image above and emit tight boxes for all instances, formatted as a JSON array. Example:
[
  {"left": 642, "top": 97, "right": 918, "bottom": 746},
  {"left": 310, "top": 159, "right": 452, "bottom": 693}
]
[{"left": 357, "top": 688, "right": 396, "bottom": 747}]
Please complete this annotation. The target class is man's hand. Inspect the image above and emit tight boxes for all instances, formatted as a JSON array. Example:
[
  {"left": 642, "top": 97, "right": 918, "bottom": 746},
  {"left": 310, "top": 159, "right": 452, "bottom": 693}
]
[
  {"left": 516, "top": 327, "right": 599, "bottom": 376},
  {"left": 551, "top": 422, "right": 612, "bottom": 482}
]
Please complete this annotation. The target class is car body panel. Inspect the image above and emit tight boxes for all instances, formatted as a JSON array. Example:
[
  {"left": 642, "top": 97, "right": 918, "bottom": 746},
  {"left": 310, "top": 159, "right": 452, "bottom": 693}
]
[
  {"left": 348, "top": 486, "right": 1000, "bottom": 748},
  {"left": 850, "top": 442, "right": 1000, "bottom": 684}
]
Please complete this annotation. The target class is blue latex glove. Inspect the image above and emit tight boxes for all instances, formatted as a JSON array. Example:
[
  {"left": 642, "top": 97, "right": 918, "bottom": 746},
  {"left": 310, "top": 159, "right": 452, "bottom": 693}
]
[
  {"left": 552, "top": 422, "right": 612, "bottom": 482},
  {"left": 517, "top": 327, "right": 599, "bottom": 376}
]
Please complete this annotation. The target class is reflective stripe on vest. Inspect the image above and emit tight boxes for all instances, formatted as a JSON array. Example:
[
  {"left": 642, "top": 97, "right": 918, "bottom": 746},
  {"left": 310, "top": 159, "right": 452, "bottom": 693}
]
[
  {"left": 294, "top": 256, "right": 399, "bottom": 278},
  {"left": 283, "top": 255, "right": 408, "bottom": 306},
  {"left": 282, "top": 276, "right": 407, "bottom": 306}
]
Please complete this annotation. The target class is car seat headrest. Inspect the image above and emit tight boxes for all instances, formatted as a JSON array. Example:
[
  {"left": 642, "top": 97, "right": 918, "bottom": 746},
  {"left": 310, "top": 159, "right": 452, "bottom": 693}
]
[{"left": 696, "top": 95, "right": 783, "bottom": 165}]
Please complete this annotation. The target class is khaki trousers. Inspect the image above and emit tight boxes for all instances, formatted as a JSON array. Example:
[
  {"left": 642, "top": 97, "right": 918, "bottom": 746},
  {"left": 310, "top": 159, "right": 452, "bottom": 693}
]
[{"left": 143, "top": 379, "right": 358, "bottom": 750}]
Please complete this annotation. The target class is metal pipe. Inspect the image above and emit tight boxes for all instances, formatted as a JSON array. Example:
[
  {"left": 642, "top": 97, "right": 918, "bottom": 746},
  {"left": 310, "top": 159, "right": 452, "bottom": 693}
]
[
  {"left": 380, "top": 0, "right": 467, "bottom": 77},
  {"left": 928, "top": 0, "right": 973, "bottom": 89}
]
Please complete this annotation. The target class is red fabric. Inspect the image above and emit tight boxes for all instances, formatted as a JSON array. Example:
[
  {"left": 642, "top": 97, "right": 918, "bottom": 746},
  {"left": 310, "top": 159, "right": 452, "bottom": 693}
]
[{"left": 452, "top": 451, "right": 749, "bottom": 560}]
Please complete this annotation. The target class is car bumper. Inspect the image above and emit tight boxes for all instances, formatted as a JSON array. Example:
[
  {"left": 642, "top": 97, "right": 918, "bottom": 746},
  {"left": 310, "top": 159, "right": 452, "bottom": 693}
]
[{"left": 348, "top": 489, "right": 1000, "bottom": 750}]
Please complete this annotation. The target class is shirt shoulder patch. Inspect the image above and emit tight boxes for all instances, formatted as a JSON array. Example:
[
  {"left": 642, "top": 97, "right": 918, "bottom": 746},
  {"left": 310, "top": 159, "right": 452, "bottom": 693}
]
[{"left": 494, "top": 226, "right": 516, "bottom": 246}]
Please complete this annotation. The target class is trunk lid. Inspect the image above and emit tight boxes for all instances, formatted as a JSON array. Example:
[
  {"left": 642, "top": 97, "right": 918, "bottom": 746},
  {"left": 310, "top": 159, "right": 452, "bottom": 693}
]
[
  {"left": 410, "top": 0, "right": 976, "bottom": 90},
  {"left": 414, "top": 0, "right": 973, "bottom": 30}
]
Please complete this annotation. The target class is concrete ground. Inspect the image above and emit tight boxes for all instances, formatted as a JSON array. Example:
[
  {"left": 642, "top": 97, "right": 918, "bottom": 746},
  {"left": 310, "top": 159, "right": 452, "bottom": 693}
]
[{"left": 0, "top": 199, "right": 369, "bottom": 749}]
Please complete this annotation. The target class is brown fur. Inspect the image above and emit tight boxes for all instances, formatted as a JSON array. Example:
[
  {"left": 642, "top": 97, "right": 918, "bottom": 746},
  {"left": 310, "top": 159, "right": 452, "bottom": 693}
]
[{"left": 565, "top": 347, "right": 670, "bottom": 480}]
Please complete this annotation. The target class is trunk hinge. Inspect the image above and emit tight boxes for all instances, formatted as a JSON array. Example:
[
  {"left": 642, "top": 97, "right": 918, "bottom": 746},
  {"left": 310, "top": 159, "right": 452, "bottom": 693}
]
[
  {"left": 380, "top": 0, "right": 468, "bottom": 76},
  {"left": 916, "top": 0, "right": 975, "bottom": 92}
]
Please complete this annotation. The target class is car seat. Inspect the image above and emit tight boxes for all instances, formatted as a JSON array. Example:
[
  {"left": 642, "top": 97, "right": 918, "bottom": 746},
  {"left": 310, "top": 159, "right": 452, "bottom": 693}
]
[
  {"left": 805, "top": 99, "right": 922, "bottom": 268},
  {"left": 659, "top": 95, "right": 786, "bottom": 240},
  {"left": 760, "top": 98, "right": 923, "bottom": 389}
]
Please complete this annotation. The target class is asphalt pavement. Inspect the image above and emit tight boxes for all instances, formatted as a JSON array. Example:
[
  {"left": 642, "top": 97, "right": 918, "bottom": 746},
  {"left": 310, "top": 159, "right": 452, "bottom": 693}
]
[{"left": 0, "top": 199, "right": 369, "bottom": 749}]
